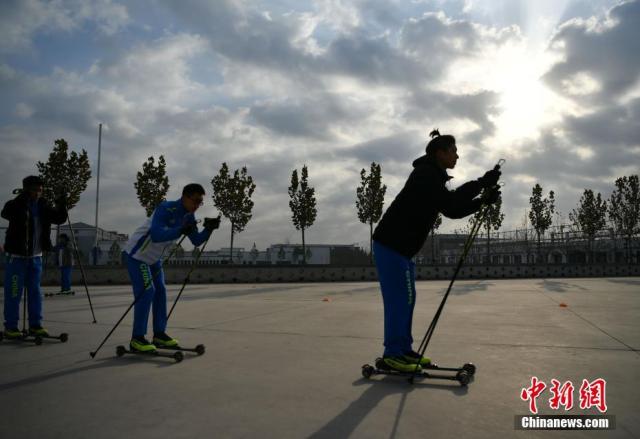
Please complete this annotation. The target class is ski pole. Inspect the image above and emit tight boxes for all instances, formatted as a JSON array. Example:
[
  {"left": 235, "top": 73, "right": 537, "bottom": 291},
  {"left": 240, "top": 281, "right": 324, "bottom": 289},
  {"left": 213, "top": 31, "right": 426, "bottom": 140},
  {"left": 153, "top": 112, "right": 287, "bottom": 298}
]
[
  {"left": 409, "top": 159, "right": 505, "bottom": 383},
  {"left": 66, "top": 215, "right": 97, "bottom": 323},
  {"left": 89, "top": 234, "right": 188, "bottom": 358},
  {"left": 22, "top": 205, "right": 30, "bottom": 334},
  {"left": 167, "top": 229, "right": 214, "bottom": 320}
]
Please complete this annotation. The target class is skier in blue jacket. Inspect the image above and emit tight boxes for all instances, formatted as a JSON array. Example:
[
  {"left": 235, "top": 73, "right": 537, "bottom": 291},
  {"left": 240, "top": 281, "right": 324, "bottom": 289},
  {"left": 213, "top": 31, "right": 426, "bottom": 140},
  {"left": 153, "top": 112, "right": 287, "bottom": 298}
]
[{"left": 123, "top": 183, "right": 220, "bottom": 352}]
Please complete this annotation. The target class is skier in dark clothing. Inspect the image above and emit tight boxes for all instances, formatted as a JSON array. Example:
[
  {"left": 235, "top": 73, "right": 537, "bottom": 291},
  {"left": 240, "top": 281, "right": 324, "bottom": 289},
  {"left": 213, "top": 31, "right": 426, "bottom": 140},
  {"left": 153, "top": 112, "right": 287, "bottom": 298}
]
[
  {"left": 372, "top": 130, "right": 501, "bottom": 372},
  {"left": 53, "top": 233, "right": 74, "bottom": 295},
  {"left": 2, "top": 176, "right": 68, "bottom": 338}
]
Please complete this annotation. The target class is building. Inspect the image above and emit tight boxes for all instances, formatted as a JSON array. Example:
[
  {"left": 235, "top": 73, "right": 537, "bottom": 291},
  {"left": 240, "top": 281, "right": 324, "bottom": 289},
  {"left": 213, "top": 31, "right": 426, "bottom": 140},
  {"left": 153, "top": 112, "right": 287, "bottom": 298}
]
[
  {"left": 58, "top": 222, "right": 128, "bottom": 265},
  {"left": 166, "top": 243, "right": 369, "bottom": 265},
  {"left": 419, "top": 225, "right": 640, "bottom": 265}
]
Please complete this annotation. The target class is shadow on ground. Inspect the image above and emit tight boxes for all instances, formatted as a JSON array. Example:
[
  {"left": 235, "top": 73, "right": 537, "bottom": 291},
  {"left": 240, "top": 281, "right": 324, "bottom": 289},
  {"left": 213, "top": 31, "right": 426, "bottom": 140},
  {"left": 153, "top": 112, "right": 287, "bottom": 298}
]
[
  {"left": 539, "top": 279, "right": 589, "bottom": 293},
  {"left": 308, "top": 377, "right": 469, "bottom": 439},
  {"left": 0, "top": 355, "right": 177, "bottom": 392}
]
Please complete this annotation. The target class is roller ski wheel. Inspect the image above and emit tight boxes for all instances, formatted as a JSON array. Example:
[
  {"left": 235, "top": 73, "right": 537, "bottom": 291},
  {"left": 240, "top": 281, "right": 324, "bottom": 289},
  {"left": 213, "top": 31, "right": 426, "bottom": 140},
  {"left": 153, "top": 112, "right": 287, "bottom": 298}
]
[
  {"left": 463, "top": 363, "right": 476, "bottom": 376},
  {"left": 115, "top": 345, "right": 183, "bottom": 363},
  {"left": 456, "top": 370, "right": 470, "bottom": 386},
  {"left": 361, "top": 364, "right": 375, "bottom": 379}
]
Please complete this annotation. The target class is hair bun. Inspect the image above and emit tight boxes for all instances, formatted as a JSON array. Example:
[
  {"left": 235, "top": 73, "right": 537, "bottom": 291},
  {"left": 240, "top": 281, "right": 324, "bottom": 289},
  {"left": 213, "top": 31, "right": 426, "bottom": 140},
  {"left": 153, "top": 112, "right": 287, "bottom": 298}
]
[{"left": 429, "top": 129, "right": 440, "bottom": 139}]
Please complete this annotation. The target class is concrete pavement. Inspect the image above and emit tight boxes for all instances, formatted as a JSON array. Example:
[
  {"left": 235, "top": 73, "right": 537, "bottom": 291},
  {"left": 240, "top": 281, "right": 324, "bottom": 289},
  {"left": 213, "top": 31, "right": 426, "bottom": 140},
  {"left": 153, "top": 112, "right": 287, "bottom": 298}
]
[{"left": 1, "top": 278, "right": 639, "bottom": 438}]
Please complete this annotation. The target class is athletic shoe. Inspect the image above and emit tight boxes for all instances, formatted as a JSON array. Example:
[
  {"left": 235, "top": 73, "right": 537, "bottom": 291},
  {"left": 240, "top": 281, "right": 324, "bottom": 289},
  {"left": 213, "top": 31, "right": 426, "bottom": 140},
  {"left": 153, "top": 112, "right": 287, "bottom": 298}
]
[
  {"left": 382, "top": 355, "right": 422, "bottom": 373},
  {"left": 61, "top": 290, "right": 75, "bottom": 295},
  {"left": 403, "top": 350, "right": 431, "bottom": 366},
  {"left": 29, "top": 325, "right": 49, "bottom": 337},
  {"left": 153, "top": 332, "right": 179, "bottom": 347},
  {"left": 4, "top": 328, "right": 23, "bottom": 339},
  {"left": 130, "top": 336, "right": 157, "bottom": 352}
]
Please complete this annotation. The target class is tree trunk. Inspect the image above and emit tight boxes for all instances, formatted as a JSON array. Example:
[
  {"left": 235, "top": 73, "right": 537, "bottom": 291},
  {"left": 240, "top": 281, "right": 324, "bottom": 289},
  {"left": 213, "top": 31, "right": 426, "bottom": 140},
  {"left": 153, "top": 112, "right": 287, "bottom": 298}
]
[
  {"left": 302, "top": 226, "right": 306, "bottom": 265},
  {"left": 537, "top": 232, "right": 541, "bottom": 264},
  {"left": 486, "top": 222, "right": 490, "bottom": 264},
  {"left": 369, "top": 222, "right": 373, "bottom": 265},
  {"left": 431, "top": 230, "right": 435, "bottom": 265},
  {"left": 229, "top": 223, "right": 234, "bottom": 264}
]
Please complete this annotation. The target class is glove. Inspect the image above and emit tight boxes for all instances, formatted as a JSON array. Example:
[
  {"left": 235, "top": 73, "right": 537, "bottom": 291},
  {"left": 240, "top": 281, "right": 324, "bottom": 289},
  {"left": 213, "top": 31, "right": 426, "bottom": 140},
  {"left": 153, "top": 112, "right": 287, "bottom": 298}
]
[
  {"left": 478, "top": 169, "right": 501, "bottom": 188},
  {"left": 180, "top": 216, "right": 198, "bottom": 236},
  {"left": 203, "top": 216, "right": 221, "bottom": 232},
  {"left": 482, "top": 187, "right": 501, "bottom": 204}
]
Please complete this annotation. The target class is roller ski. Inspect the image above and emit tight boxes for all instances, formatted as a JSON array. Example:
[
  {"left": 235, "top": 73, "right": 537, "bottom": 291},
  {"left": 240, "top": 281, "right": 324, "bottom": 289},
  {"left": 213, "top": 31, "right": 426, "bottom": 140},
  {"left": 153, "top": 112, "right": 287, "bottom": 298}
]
[
  {"left": 115, "top": 336, "right": 183, "bottom": 362},
  {"left": 45, "top": 290, "right": 75, "bottom": 297},
  {"left": 361, "top": 356, "right": 475, "bottom": 386},
  {"left": 152, "top": 332, "right": 205, "bottom": 356},
  {"left": 0, "top": 328, "right": 43, "bottom": 345}
]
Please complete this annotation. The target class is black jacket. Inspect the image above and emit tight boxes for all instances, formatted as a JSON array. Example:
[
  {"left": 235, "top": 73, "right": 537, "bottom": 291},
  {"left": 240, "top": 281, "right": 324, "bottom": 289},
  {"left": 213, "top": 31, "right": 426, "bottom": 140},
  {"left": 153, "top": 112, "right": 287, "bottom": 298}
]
[
  {"left": 2, "top": 194, "right": 68, "bottom": 256},
  {"left": 372, "top": 155, "right": 483, "bottom": 259}
]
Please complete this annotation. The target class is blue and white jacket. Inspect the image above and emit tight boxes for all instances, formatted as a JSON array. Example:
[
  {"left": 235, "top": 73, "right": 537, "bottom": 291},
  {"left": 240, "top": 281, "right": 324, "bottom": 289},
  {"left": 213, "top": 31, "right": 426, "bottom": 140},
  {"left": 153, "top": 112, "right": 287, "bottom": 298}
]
[{"left": 124, "top": 199, "right": 210, "bottom": 265}]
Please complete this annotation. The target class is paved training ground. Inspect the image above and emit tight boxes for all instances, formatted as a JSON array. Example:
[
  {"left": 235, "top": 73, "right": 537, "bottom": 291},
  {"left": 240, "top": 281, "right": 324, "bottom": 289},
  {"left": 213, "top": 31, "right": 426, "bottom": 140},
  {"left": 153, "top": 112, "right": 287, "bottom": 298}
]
[{"left": 1, "top": 278, "right": 639, "bottom": 439}]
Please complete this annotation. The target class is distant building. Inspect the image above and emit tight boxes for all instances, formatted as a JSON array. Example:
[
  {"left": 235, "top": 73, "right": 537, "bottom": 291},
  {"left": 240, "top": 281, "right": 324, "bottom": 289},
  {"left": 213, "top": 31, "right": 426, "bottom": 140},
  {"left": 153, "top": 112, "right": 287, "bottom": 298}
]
[
  {"left": 418, "top": 225, "right": 640, "bottom": 265},
  {"left": 166, "top": 243, "right": 369, "bottom": 265},
  {"left": 58, "top": 222, "right": 128, "bottom": 265}
]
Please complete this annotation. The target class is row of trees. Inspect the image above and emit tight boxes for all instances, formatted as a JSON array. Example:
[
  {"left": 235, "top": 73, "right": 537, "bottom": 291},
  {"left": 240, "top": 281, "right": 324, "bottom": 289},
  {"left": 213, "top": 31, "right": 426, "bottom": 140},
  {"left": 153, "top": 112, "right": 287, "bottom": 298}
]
[
  {"left": 135, "top": 157, "right": 385, "bottom": 264},
  {"left": 28, "top": 139, "right": 640, "bottom": 266},
  {"left": 527, "top": 177, "right": 640, "bottom": 263}
]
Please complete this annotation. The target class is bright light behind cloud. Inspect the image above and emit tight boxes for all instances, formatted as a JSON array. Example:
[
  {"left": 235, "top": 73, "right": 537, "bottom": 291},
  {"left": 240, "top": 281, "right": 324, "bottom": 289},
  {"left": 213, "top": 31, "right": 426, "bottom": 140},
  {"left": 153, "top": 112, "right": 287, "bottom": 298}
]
[{"left": 490, "top": 43, "right": 559, "bottom": 142}]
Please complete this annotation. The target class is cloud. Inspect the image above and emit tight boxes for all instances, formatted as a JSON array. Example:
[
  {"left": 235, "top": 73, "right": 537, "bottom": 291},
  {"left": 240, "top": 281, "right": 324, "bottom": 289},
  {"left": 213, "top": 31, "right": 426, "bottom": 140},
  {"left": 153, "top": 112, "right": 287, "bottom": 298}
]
[
  {"left": 0, "top": 0, "right": 129, "bottom": 53},
  {"left": 1, "top": 0, "right": 637, "bottom": 252},
  {"left": 543, "top": 0, "right": 640, "bottom": 103}
]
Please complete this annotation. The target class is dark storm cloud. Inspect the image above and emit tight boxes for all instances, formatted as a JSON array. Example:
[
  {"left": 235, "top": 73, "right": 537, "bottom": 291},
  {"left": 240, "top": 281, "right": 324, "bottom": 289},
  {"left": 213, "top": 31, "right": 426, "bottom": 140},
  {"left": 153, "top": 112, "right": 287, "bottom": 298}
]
[
  {"left": 346, "top": 131, "right": 425, "bottom": 165},
  {"left": 321, "top": 33, "right": 429, "bottom": 85},
  {"left": 163, "top": 0, "right": 305, "bottom": 71},
  {"left": 544, "top": 0, "right": 640, "bottom": 101},
  {"left": 403, "top": 89, "right": 500, "bottom": 139},
  {"left": 247, "top": 93, "right": 367, "bottom": 140},
  {"left": 564, "top": 97, "right": 640, "bottom": 148}
]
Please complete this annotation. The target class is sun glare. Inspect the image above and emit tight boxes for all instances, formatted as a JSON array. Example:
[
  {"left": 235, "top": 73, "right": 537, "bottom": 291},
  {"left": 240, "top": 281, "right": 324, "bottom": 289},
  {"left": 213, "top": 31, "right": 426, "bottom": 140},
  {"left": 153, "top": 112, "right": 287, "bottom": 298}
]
[{"left": 489, "top": 44, "right": 558, "bottom": 142}]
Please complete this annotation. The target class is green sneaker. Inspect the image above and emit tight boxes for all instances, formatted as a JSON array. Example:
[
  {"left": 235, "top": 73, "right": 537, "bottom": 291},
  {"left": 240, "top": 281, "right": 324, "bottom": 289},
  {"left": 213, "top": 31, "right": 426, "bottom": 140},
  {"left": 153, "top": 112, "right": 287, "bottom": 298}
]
[
  {"left": 130, "top": 336, "right": 157, "bottom": 353},
  {"left": 29, "top": 325, "right": 49, "bottom": 337},
  {"left": 403, "top": 351, "right": 431, "bottom": 366},
  {"left": 153, "top": 332, "right": 179, "bottom": 347},
  {"left": 4, "top": 328, "right": 23, "bottom": 339},
  {"left": 382, "top": 356, "right": 422, "bottom": 373}
]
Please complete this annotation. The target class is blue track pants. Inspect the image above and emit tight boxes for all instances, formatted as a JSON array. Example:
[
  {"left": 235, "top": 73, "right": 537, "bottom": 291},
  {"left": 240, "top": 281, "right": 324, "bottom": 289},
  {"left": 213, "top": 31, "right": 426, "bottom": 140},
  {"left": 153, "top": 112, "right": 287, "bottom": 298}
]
[
  {"left": 3, "top": 255, "right": 43, "bottom": 329},
  {"left": 125, "top": 253, "right": 167, "bottom": 337},
  {"left": 373, "top": 241, "right": 417, "bottom": 357},
  {"left": 60, "top": 266, "right": 72, "bottom": 291}
]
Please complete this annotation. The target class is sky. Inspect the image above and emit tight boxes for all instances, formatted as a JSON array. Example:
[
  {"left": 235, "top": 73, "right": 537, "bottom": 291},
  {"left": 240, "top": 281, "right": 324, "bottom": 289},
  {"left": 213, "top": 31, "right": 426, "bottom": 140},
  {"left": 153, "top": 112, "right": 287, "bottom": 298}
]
[{"left": 1, "top": 0, "right": 639, "bottom": 251}]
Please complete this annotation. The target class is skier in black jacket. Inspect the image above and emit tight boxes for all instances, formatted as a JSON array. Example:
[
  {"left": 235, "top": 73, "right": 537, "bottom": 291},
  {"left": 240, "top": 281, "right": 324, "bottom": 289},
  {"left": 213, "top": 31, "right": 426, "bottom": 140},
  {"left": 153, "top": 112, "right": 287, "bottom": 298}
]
[
  {"left": 2, "top": 176, "right": 67, "bottom": 338},
  {"left": 372, "top": 130, "right": 501, "bottom": 372}
]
